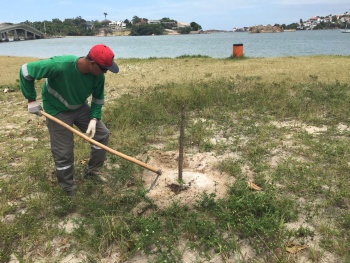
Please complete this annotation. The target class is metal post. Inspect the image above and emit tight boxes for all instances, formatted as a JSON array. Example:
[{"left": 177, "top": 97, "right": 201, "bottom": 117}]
[{"left": 178, "top": 104, "right": 185, "bottom": 182}]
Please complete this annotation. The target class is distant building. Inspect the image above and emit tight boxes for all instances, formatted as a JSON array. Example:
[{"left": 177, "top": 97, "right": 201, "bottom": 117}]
[
  {"left": 148, "top": 20, "right": 160, "bottom": 25},
  {"left": 86, "top": 21, "right": 94, "bottom": 30},
  {"left": 177, "top": 22, "right": 190, "bottom": 28},
  {"left": 109, "top": 21, "right": 126, "bottom": 30},
  {"left": 134, "top": 19, "right": 148, "bottom": 26},
  {"left": 161, "top": 21, "right": 177, "bottom": 29}
]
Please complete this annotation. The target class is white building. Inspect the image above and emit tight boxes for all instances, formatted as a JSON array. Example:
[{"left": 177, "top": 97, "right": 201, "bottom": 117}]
[
  {"left": 109, "top": 21, "right": 126, "bottom": 30},
  {"left": 148, "top": 20, "right": 160, "bottom": 24},
  {"left": 177, "top": 22, "right": 190, "bottom": 28}
]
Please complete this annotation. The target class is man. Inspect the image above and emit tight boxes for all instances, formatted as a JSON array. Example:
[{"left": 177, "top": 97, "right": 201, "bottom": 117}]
[{"left": 19, "top": 44, "right": 119, "bottom": 196}]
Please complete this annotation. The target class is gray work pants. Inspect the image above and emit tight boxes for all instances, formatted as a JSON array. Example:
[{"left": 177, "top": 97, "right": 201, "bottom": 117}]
[{"left": 46, "top": 103, "right": 109, "bottom": 192}]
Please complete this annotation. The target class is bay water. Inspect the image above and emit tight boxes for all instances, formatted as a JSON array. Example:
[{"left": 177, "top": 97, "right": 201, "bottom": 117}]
[{"left": 0, "top": 30, "right": 349, "bottom": 59}]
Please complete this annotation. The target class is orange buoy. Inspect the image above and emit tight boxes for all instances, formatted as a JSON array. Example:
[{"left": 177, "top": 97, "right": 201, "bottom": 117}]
[{"left": 233, "top": 44, "right": 243, "bottom": 58}]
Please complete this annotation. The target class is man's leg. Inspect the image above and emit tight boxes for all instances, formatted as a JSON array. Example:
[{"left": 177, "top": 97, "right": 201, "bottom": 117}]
[
  {"left": 87, "top": 120, "right": 109, "bottom": 172},
  {"left": 74, "top": 104, "right": 110, "bottom": 175},
  {"left": 46, "top": 112, "right": 75, "bottom": 195}
]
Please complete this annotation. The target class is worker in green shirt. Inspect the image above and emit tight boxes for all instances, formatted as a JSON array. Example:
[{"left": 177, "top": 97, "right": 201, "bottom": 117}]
[{"left": 19, "top": 44, "right": 119, "bottom": 196}]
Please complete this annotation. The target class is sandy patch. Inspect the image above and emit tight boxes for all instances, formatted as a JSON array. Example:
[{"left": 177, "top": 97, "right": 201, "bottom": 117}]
[
  {"left": 138, "top": 150, "right": 236, "bottom": 209},
  {"left": 271, "top": 120, "right": 327, "bottom": 134},
  {"left": 58, "top": 213, "right": 82, "bottom": 234}
]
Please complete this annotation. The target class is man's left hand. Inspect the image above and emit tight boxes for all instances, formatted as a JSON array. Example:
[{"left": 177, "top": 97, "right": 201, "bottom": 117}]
[{"left": 86, "top": 119, "right": 97, "bottom": 138}]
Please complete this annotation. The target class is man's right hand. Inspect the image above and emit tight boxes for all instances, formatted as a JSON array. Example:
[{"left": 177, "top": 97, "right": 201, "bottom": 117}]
[{"left": 28, "top": 101, "right": 43, "bottom": 116}]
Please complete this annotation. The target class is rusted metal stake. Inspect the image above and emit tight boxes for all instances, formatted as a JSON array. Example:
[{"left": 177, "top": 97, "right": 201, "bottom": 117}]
[{"left": 178, "top": 104, "right": 185, "bottom": 182}]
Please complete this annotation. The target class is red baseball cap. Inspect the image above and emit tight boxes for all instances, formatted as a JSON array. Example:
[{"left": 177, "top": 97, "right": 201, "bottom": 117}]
[{"left": 88, "top": 44, "right": 119, "bottom": 73}]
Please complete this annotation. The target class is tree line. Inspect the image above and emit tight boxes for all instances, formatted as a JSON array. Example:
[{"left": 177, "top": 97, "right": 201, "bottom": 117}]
[{"left": 18, "top": 15, "right": 202, "bottom": 37}]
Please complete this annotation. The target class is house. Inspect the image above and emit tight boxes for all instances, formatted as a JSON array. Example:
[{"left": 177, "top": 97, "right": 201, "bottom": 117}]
[
  {"left": 161, "top": 21, "right": 177, "bottom": 29},
  {"left": 86, "top": 21, "right": 94, "bottom": 30},
  {"left": 177, "top": 22, "right": 190, "bottom": 28},
  {"left": 309, "top": 16, "right": 320, "bottom": 22},
  {"left": 109, "top": 21, "right": 126, "bottom": 30},
  {"left": 148, "top": 20, "right": 160, "bottom": 25},
  {"left": 134, "top": 19, "right": 148, "bottom": 26}
]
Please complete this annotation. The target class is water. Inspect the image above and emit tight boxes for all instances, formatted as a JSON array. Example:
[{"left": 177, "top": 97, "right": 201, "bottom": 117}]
[{"left": 0, "top": 30, "right": 349, "bottom": 59}]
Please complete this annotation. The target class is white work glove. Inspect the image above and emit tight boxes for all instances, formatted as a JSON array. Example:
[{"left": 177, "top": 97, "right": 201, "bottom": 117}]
[
  {"left": 86, "top": 119, "right": 97, "bottom": 138},
  {"left": 27, "top": 100, "right": 43, "bottom": 116}
]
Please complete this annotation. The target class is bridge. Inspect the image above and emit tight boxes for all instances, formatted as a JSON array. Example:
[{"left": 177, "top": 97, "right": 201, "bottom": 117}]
[{"left": 0, "top": 23, "right": 45, "bottom": 42}]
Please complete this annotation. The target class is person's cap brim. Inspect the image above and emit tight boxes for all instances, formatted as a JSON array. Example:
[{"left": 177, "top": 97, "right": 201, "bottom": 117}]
[{"left": 106, "top": 61, "right": 119, "bottom": 73}]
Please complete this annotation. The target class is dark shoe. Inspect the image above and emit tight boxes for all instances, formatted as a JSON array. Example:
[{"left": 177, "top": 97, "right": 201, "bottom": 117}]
[
  {"left": 84, "top": 171, "right": 107, "bottom": 183},
  {"left": 65, "top": 190, "right": 74, "bottom": 197}
]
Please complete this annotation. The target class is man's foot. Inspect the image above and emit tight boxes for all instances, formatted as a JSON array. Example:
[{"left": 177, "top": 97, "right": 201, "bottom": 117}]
[
  {"left": 65, "top": 189, "right": 74, "bottom": 197},
  {"left": 84, "top": 170, "right": 108, "bottom": 183}
]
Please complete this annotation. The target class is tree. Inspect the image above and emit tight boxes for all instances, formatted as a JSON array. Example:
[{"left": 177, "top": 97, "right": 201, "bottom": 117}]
[
  {"left": 130, "top": 24, "right": 164, "bottom": 36},
  {"left": 132, "top": 16, "right": 141, "bottom": 25},
  {"left": 190, "top": 22, "right": 202, "bottom": 31},
  {"left": 124, "top": 19, "right": 132, "bottom": 28},
  {"left": 160, "top": 17, "right": 176, "bottom": 22},
  {"left": 285, "top": 23, "right": 298, "bottom": 30},
  {"left": 51, "top": 18, "right": 63, "bottom": 35},
  {"left": 104, "top": 13, "right": 108, "bottom": 19},
  {"left": 178, "top": 26, "right": 191, "bottom": 34}
]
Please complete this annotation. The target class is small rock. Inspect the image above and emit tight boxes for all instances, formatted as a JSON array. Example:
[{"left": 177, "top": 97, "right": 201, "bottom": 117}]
[{"left": 4, "top": 88, "right": 15, "bottom": 93}]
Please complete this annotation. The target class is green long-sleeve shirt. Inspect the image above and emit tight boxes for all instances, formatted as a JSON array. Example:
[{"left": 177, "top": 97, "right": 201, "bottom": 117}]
[{"left": 20, "top": 55, "right": 105, "bottom": 120}]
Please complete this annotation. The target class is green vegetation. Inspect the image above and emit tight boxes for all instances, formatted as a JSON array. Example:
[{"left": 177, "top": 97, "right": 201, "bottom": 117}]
[
  {"left": 130, "top": 24, "right": 165, "bottom": 36},
  {"left": 15, "top": 15, "right": 202, "bottom": 37},
  {"left": 22, "top": 16, "right": 97, "bottom": 36},
  {"left": 1, "top": 56, "right": 350, "bottom": 262}
]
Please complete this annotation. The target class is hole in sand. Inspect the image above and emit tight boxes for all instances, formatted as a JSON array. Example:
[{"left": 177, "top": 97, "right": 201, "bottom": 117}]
[
  {"left": 138, "top": 150, "right": 236, "bottom": 209},
  {"left": 167, "top": 183, "right": 189, "bottom": 194}
]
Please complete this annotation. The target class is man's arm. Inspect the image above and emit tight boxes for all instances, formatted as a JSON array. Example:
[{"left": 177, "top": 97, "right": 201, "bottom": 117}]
[
  {"left": 90, "top": 76, "right": 105, "bottom": 120},
  {"left": 19, "top": 64, "right": 37, "bottom": 101},
  {"left": 19, "top": 59, "right": 59, "bottom": 115}
]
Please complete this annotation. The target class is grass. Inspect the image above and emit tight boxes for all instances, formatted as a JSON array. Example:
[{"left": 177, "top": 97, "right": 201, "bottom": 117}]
[{"left": 1, "top": 55, "right": 350, "bottom": 262}]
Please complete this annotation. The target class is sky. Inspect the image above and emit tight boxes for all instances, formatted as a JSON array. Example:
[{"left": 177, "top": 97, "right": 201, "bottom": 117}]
[{"left": 0, "top": 0, "right": 349, "bottom": 30}]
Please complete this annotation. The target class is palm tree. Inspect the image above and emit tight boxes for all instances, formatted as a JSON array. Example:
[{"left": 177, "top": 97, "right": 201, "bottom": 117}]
[{"left": 103, "top": 13, "right": 108, "bottom": 19}]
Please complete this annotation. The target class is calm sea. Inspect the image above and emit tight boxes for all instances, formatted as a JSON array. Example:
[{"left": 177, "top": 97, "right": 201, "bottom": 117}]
[{"left": 0, "top": 30, "right": 349, "bottom": 59}]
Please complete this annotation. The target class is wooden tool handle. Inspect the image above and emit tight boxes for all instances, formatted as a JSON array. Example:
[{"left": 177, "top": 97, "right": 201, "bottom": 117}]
[{"left": 41, "top": 111, "right": 162, "bottom": 175}]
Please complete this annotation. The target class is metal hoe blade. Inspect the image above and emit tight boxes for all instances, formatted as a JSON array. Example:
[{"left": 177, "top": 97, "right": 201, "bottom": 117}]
[{"left": 147, "top": 173, "right": 161, "bottom": 192}]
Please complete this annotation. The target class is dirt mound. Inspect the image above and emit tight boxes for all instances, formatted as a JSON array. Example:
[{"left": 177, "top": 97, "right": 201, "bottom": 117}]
[{"left": 139, "top": 150, "right": 236, "bottom": 209}]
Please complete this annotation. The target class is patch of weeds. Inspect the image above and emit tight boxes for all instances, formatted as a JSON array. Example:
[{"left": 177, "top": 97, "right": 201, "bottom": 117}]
[
  {"left": 309, "top": 74, "right": 318, "bottom": 81},
  {"left": 241, "top": 140, "right": 270, "bottom": 167},
  {"left": 0, "top": 207, "right": 48, "bottom": 262},
  {"left": 318, "top": 223, "right": 340, "bottom": 251},
  {"left": 289, "top": 225, "right": 315, "bottom": 239},
  {"left": 109, "top": 159, "right": 144, "bottom": 188},
  {"left": 218, "top": 159, "right": 242, "bottom": 176},
  {"left": 0, "top": 222, "right": 19, "bottom": 262},
  {"left": 222, "top": 180, "right": 296, "bottom": 253},
  {"left": 129, "top": 215, "right": 163, "bottom": 250},
  {"left": 176, "top": 54, "right": 211, "bottom": 59},
  {"left": 24, "top": 143, "right": 52, "bottom": 178},
  {"left": 272, "top": 161, "right": 327, "bottom": 199},
  {"left": 195, "top": 192, "right": 217, "bottom": 209},
  {"left": 51, "top": 194, "right": 78, "bottom": 218},
  {"left": 183, "top": 212, "right": 220, "bottom": 249},
  {"left": 193, "top": 180, "right": 297, "bottom": 257},
  {"left": 340, "top": 211, "right": 350, "bottom": 229},
  {"left": 229, "top": 54, "right": 248, "bottom": 60},
  {"left": 186, "top": 119, "right": 214, "bottom": 150}
]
